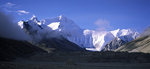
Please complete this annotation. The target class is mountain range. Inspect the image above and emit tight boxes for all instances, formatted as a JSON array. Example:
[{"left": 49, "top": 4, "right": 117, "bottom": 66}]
[{"left": 18, "top": 15, "right": 139, "bottom": 51}]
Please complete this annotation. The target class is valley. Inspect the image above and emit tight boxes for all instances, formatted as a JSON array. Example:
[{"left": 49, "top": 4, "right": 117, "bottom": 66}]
[{"left": 1, "top": 62, "right": 150, "bottom": 69}]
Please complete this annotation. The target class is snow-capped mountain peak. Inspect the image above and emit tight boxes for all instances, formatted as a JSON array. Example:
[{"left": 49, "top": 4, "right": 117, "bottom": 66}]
[
  {"left": 41, "top": 15, "right": 81, "bottom": 32},
  {"left": 120, "top": 29, "right": 133, "bottom": 36},
  {"left": 110, "top": 29, "right": 120, "bottom": 37},
  {"left": 30, "top": 15, "right": 38, "bottom": 21},
  {"left": 18, "top": 21, "right": 24, "bottom": 29},
  {"left": 58, "top": 15, "right": 65, "bottom": 20}
]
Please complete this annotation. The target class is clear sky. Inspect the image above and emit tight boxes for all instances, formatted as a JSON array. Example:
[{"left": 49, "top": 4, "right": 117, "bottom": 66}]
[{"left": 0, "top": 0, "right": 150, "bottom": 32}]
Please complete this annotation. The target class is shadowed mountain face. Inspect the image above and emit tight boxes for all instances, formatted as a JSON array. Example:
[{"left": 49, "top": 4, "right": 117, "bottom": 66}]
[
  {"left": 0, "top": 36, "right": 84, "bottom": 62},
  {"left": 102, "top": 38, "right": 127, "bottom": 51},
  {"left": 0, "top": 37, "right": 46, "bottom": 61},
  {"left": 116, "top": 35, "right": 150, "bottom": 53},
  {"left": 37, "top": 37, "right": 86, "bottom": 52}
]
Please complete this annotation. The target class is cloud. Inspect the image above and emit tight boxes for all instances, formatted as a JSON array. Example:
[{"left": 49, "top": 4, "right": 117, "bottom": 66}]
[
  {"left": 0, "top": 2, "right": 16, "bottom": 9},
  {"left": 4, "top": 2, "right": 16, "bottom": 8},
  {"left": 17, "top": 10, "right": 30, "bottom": 15},
  {"left": 0, "top": 2, "right": 16, "bottom": 11},
  {"left": 94, "top": 19, "right": 111, "bottom": 31},
  {"left": 0, "top": 2, "right": 16, "bottom": 13},
  {"left": 0, "top": 10, "right": 31, "bottom": 40},
  {"left": 0, "top": 2, "right": 30, "bottom": 15}
]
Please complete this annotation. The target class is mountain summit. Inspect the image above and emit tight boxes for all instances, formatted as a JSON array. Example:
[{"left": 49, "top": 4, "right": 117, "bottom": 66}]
[{"left": 18, "top": 15, "right": 139, "bottom": 51}]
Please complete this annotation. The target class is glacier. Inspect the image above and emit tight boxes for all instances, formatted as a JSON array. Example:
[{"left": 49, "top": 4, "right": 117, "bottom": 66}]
[{"left": 18, "top": 15, "right": 139, "bottom": 51}]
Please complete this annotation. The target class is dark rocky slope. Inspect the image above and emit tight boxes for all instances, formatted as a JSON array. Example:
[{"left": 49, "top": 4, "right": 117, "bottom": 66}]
[{"left": 0, "top": 37, "right": 46, "bottom": 61}]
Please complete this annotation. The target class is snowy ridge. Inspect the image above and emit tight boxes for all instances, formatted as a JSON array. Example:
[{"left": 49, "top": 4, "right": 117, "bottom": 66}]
[
  {"left": 85, "top": 29, "right": 138, "bottom": 51},
  {"left": 18, "top": 15, "right": 139, "bottom": 51}
]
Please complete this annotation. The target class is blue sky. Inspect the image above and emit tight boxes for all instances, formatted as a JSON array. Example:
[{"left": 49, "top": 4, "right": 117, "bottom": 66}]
[{"left": 0, "top": 0, "right": 150, "bottom": 32}]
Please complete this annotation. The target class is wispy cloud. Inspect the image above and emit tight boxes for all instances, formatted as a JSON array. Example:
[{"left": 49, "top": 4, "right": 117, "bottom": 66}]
[
  {"left": 0, "top": 2, "right": 30, "bottom": 15},
  {"left": 4, "top": 2, "right": 16, "bottom": 8},
  {"left": 94, "top": 19, "right": 111, "bottom": 31},
  {"left": 0, "top": 2, "right": 16, "bottom": 12},
  {"left": 17, "top": 10, "right": 30, "bottom": 15}
]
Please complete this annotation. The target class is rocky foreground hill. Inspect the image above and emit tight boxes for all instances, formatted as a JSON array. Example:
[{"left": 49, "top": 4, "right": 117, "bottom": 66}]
[{"left": 116, "top": 35, "right": 150, "bottom": 53}]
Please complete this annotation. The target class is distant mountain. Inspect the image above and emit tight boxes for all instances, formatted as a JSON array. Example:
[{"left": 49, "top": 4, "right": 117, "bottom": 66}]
[
  {"left": 115, "top": 35, "right": 150, "bottom": 53},
  {"left": 0, "top": 37, "right": 46, "bottom": 61},
  {"left": 102, "top": 37, "right": 127, "bottom": 51},
  {"left": 18, "top": 15, "right": 138, "bottom": 51},
  {"left": 85, "top": 29, "right": 138, "bottom": 51},
  {"left": 101, "top": 30, "right": 139, "bottom": 51}
]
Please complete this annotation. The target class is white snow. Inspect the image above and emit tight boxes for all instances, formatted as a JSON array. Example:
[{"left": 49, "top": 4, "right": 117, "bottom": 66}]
[
  {"left": 31, "top": 15, "right": 36, "bottom": 20},
  {"left": 59, "top": 15, "right": 62, "bottom": 20},
  {"left": 47, "top": 22, "right": 60, "bottom": 30},
  {"left": 18, "top": 21, "right": 24, "bottom": 29},
  {"left": 110, "top": 29, "right": 120, "bottom": 37},
  {"left": 120, "top": 29, "right": 131, "bottom": 36}
]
